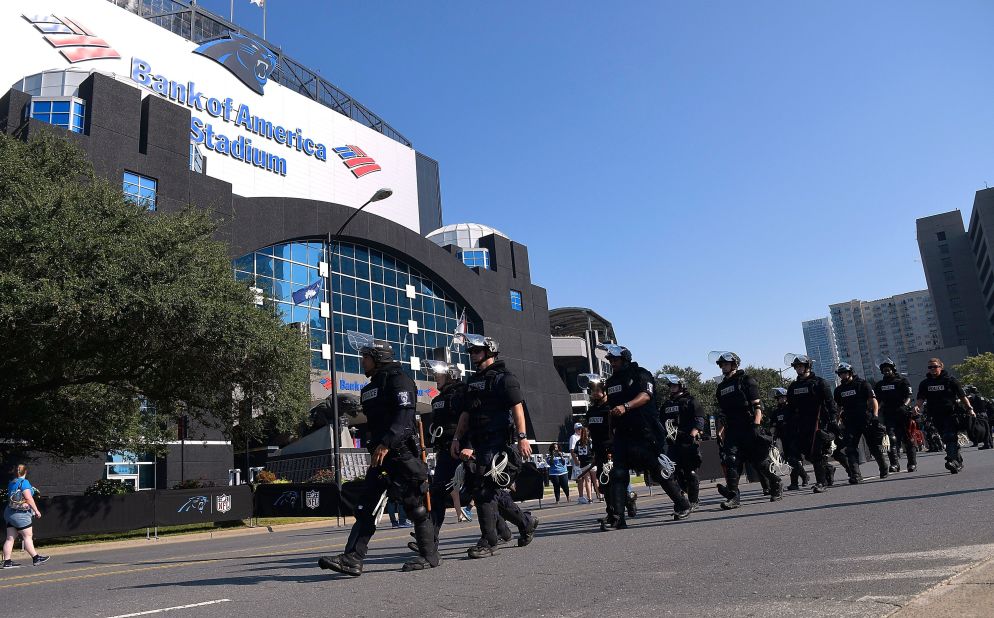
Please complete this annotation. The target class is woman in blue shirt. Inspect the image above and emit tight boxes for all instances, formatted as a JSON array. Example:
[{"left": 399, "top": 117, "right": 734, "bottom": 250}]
[
  {"left": 547, "top": 444, "right": 571, "bottom": 503},
  {"left": 3, "top": 464, "right": 49, "bottom": 568}
]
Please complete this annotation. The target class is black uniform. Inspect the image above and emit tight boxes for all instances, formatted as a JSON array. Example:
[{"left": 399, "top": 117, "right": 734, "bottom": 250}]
[
  {"left": 715, "top": 370, "right": 782, "bottom": 502},
  {"left": 772, "top": 401, "right": 809, "bottom": 488},
  {"left": 341, "top": 362, "right": 438, "bottom": 568},
  {"left": 462, "top": 360, "right": 536, "bottom": 549},
  {"left": 967, "top": 393, "right": 992, "bottom": 448},
  {"left": 786, "top": 372, "right": 839, "bottom": 489},
  {"left": 834, "top": 376, "right": 887, "bottom": 481},
  {"left": 605, "top": 362, "right": 691, "bottom": 521},
  {"left": 661, "top": 391, "right": 706, "bottom": 505},
  {"left": 876, "top": 373, "right": 916, "bottom": 470},
  {"left": 917, "top": 371, "right": 969, "bottom": 468}
]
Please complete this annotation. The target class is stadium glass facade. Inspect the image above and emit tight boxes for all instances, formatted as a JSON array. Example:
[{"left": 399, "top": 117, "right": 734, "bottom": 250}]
[{"left": 233, "top": 240, "right": 477, "bottom": 379}]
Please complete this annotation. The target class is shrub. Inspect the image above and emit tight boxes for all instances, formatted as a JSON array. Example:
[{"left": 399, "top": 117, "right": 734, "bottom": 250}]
[
  {"left": 84, "top": 479, "right": 136, "bottom": 496},
  {"left": 171, "top": 478, "right": 216, "bottom": 489},
  {"left": 255, "top": 470, "right": 278, "bottom": 484},
  {"left": 305, "top": 468, "right": 335, "bottom": 484}
]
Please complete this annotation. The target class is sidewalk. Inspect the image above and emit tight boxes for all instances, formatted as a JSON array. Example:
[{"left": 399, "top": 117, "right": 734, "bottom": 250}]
[{"left": 890, "top": 554, "right": 994, "bottom": 617}]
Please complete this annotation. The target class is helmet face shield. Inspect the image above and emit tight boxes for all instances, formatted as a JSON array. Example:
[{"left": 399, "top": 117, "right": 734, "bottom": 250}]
[
  {"left": 772, "top": 387, "right": 788, "bottom": 398},
  {"left": 878, "top": 357, "right": 896, "bottom": 371},
  {"left": 709, "top": 351, "right": 740, "bottom": 366},
  {"left": 347, "top": 330, "right": 376, "bottom": 353},
  {"left": 784, "top": 353, "right": 811, "bottom": 367},
  {"left": 423, "top": 360, "right": 461, "bottom": 381},
  {"left": 577, "top": 373, "right": 604, "bottom": 390},
  {"left": 659, "top": 374, "right": 684, "bottom": 388}
]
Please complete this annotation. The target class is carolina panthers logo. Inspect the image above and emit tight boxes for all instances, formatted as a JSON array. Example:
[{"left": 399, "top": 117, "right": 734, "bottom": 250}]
[
  {"left": 177, "top": 496, "right": 208, "bottom": 513},
  {"left": 194, "top": 32, "right": 277, "bottom": 95}
]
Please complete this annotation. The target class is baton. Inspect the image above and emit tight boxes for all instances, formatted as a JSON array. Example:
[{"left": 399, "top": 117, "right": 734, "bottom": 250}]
[{"left": 416, "top": 414, "right": 432, "bottom": 512}]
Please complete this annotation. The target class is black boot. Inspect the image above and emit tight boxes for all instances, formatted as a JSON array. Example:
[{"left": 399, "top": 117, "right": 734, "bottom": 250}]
[
  {"left": 318, "top": 552, "right": 363, "bottom": 576},
  {"left": 467, "top": 539, "right": 498, "bottom": 558},
  {"left": 825, "top": 463, "right": 836, "bottom": 487},
  {"left": 788, "top": 467, "right": 800, "bottom": 490},
  {"left": 402, "top": 518, "right": 440, "bottom": 572},
  {"left": 626, "top": 492, "right": 638, "bottom": 517},
  {"left": 768, "top": 475, "right": 783, "bottom": 502},
  {"left": 517, "top": 515, "right": 539, "bottom": 547},
  {"left": 799, "top": 466, "right": 809, "bottom": 486}
]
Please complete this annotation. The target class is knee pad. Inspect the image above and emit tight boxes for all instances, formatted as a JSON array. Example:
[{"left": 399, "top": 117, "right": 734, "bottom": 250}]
[
  {"left": 609, "top": 466, "right": 629, "bottom": 485},
  {"left": 406, "top": 504, "right": 429, "bottom": 523},
  {"left": 721, "top": 452, "right": 737, "bottom": 468}
]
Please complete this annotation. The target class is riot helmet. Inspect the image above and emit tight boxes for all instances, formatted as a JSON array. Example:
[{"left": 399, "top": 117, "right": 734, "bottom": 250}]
[
  {"left": 423, "top": 359, "right": 462, "bottom": 383},
  {"left": 772, "top": 387, "right": 788, "bottom": 399},
  {"left": 659, "top": 373, "right": 686, "bottom": 392},
  {"left": 709, "top": 351, "right": 740, "bottom": 372},
  {"left": 965, "top": 384, "right": 979, "bottom": 395},
  {"left": 348, "top": 331, "right": 394, "bottom": 377},
  {"left": 598, "top": 343, "right": 632, "bottom": 363},
  {"left": 784, "top": 353, "right": 812, "bottom": 368},
  {"left": 835, "top": 362, "right": 854, "bottom": 377}
]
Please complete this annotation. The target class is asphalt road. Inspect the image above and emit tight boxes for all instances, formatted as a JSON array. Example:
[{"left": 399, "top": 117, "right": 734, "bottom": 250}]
[{"left": 4, "top": 448, "right": 994, "bottom": 618}]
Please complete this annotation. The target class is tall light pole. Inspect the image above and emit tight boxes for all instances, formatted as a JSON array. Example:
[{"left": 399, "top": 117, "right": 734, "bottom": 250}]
[{"left": 325, "top": 189, "right": 393, "bottom": 490}]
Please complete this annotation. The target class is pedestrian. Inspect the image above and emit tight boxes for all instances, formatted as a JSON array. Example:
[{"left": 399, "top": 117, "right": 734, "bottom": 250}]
[
  {"left": 3, "top": 464, "right": 49, "bottom": 569},
  {"left": 712, "top": 351, "right": 782, "bottom": 509},
  {"left": 834, "top": 363, "right": 888, "bottom": 483},
  {"left": 572, "top": 427, "right": 597, "bottom": 504},
  {"left": 602, "top": 344, "right": 691, "bottom": 528},
  {"left": 318, "top": 336, "right": 438, "bottom": 576},
  {"left": 915, "top": 358, "right": 975, "bottom": 473},
  {"left": 451, "top": 334, "right": 539, "bottom": 558},
  {"left": 547, "top": 443, "right": 571, "bottom": 503},
  {"left": 568, "top": 422, "right": 583, "bottom": 457},
  {"left": 785, "top": 353, "right": 839, "bottom": 494},
  {"left": 876, "top": 358, "right": 917, "bottom": 472}
]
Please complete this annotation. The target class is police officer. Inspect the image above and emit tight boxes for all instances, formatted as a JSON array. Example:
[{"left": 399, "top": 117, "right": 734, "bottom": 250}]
[
  {"left": 405, "top": 361, "right": 513, "bottom": 556},
  {"left": 771, "top": 387, "right": 808, "bottom": 490},
  {"left": 578, "top": 374, "right": 636, "bottom": 529},
  {"left": 660, "top": 374, "right": 706, "bottom": 511},
  {"left": 712, "top": 351, "right": 782, "bottom": 509},
  {"left": 875, "top": 358, "right": 917, "bottom": 473},
  {"left": 318, "top": 338, "right": 439, "bottom": 576},
  {"left": 602, "top": 344, "right": 692, "bottom": 526},
  {"left": 785, "top": 353, "right": 839, "bottom": 493},
  {"left": 451, "top": 334, "right": 538, "bottom": 558},
  {"left": 915, "top": 358, "right": 975, "bottom": 473},
  {"left": 965, "top": 385, "right": 992, "bottom": 449},
  {"left": 834, "top": 363, "right": 888, "bottom": 483}
]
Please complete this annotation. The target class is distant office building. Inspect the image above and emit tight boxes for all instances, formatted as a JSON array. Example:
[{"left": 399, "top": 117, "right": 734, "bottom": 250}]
[
  {"left": 917, "top": 200, "right": 994, "bottom": 355},
  {"left": 829, "top": 291, "right": 941, "bottom": 382},
  {"left": 801, "top": 317, "right": 840, "bottom": 386},
  {"left": 548, "top": 307, "right": 616, "bottom": 434}
]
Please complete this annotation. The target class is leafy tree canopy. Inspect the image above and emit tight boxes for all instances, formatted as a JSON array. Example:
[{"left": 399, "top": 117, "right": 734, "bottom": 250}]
[
  {"left": 0, "top": 131, "right": 311, "bottom": 460},
  {"left": 954, "top": 353, "right": 994, "bottom": 399}
]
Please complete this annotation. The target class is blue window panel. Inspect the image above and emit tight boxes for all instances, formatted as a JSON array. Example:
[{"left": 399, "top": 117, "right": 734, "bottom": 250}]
[
  {"left": 354, "top": 245, "right": 369, "bottom": 263},
  {"left": 273, "top": 303, "right": 288, "bottom": 320},
  {"left": 272, "top": 244, "right": 292, "bottom": 260},
  {"left": 382, "top": 255, "right": 396, "bottom": 271},
  {"left": 371, "top": 284, "right": 384, "bottom": 303},
  {"left": 374, "top": 321, "right": 387, "bottom": 340},
  {"left": 400, "top": 308, "right": 411, "bottom": 324},
  {"left": 232, "top": 254, "right": 254, "bottom": 274},
  {"left": 333, "top": 293, "right": 343, "bottom": 312},
  {"left": 291, "top": 263, "right": 310, "bottom": 285},
  {"left": 370, "top": 265, "right": 383, "bottom": 284},
  {"left": 71, "top": 116, "right": 83, "bottom": 133},
  {"left": 422, "top": 297, "right": 435, "bottom": 314},
  {"left": 309, "top": 310, "right": 324, "bottom": 328},
  {"left": 343, "top": 316, "right": 358, "bottom": 333},
  {"left": 311, "top": 351, "right": 324, "bottom": 369},
  {"left": 309, "top": 331, "right": 324, "bottom": 350},
  {"left": 292, "top": 305, "right": 311, "bottom": 323},
  {"left": 423, "top": 314, "right": 436, "bottom": 331},
  {"left": 255, "top": 277, "right": 275, "bottom": 297},
  {"left": 271, "top": 259, "right": 290, "bottom": 281},
  {"left": 385, "top": 305, "right": 399, "bottom": 323},
  {"left": 234, "top": 270, "right": 252, "bottom": 282},
  {"left": 356, "top": 280, "right": 370, "bottom": 300},
  {"left": 370, "top": 250, "right": 383, "bottom": 267},
  {"left": 357, "top": 299, "right": 371, "bottom": 318},
  {"left": 340, "top": 243, "right": 355, "bottom": 259},
  {"left": 395, "top": 271, "right": 408, "bottom": 288},
  {"left": 425, "top": 332, "right": 437, "bottom": 349},
  {"left": 344, "top": 355, "right": 360, "bottom": 374},
  {"left": 290, "top": 243, "right": 307, "bottom": 264},
  {"left": 255, "top": 255, "right": 274, "bottom": 278},
  {"left": 342, "top": 296, "right": 357, "bottom": 315},
  {"left": 387, "top": 324, "right": 400, "bottom": 343},
  {"left": 257, "top": 246, "right": 274, "bottom": 256},
  {"left": 305, "top": 245, "right": 322, "bottom": 267},
  {"left": 355, "top": 261, "right": 369, "bottom": 280},
  {"left": 510, "top": 290, "right": 523, "bottom": 311},
  {"left": 51, "top": 100, "right": 70, "bottom": 113},
  {"left": 342, "top": 277, "right": 356, "bottom": 296},
  {"left": 358, "top": 318, "right": 372, "bottom": 334},
  {"left": 73, "top": 101, "right": 84, "bottom": 115},
  {"left": 384, "top": 287, "right": 398, "bottom": 306},
  {"left": 341, "top": 258, "right": 355, "bottom": 277},
  {"left": 333, "top": 314, "right": 343, "bottom": 335},
  {"left": 382, "top": 269, "right": 396, "bottom": 288},
  {"left": 32, "top": 100, "right": 51, "bottom": 113}
]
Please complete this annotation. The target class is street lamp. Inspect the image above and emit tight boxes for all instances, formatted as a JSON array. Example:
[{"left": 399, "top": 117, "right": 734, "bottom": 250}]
[{"left": 325, "top": 189, "right": 393, "bottom": 491}]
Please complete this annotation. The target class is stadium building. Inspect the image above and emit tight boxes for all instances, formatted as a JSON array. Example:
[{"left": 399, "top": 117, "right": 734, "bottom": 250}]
[{"left": 0, "top": 0, "right": 569, "bottom": 494}]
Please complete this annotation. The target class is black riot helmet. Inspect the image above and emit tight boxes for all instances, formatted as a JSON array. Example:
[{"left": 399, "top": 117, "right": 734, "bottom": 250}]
[
  {"left": 348, "top": 331, "right": 394, "bottom": 376},
  {"left": 599, "top": 343, "right": 632, "bottom": 364},
  {"left": 772, "top": 387, "right": 788, "bottom": 400},
  {"left": 784, "top": 353, "right": 812, "bottom": 369},
  {"left": 577, "top": 373, "right": 605, "bottom": 391},
  {"left": 709, "top": 351, "right": 740, "bottom": 368},
  {"left": 835, "top": 362, "right": 855, "bottom": 377},
  {"left": 878, "top": 357, "right": 897, "bottom": 373},
  {"left": 965, "top": 384, "right": 979, "bottom": 395},
  {"left": 423, "top": 359, "right": 462, "bottom": 382},
  {"left": 659, "top": 373, "right": 686, "bottom": 390},
  {"left": 462, "top": 333, "right": 499, "bottom": 365}
]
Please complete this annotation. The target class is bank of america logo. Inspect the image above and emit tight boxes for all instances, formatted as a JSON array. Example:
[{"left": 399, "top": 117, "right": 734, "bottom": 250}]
[
  {"left": 23, "top": 15, "right": 121, "bottom": 63},
  {"left": 333, "top": 145, "right": 381, "bottom": 178}
]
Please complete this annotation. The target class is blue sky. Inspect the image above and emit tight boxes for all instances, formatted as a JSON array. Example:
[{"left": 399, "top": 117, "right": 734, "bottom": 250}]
[{"left": 199, "top": 0, "right": 994, "bottom": 375}]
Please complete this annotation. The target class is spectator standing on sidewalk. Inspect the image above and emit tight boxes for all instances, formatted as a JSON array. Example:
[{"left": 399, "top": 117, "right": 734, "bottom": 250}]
[{"left": 548, "top": 444, "right": 571, "bottom": 503}]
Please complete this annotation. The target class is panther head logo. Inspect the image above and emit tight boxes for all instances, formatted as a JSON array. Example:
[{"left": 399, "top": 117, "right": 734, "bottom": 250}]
[{"left": 193, "top": 32, "right": 277, "bottom": 95}]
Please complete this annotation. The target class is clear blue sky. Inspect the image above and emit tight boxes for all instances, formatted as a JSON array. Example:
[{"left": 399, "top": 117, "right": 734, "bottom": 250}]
[{"left": 199, "top": 0, "right": 994, "bottom": 375}]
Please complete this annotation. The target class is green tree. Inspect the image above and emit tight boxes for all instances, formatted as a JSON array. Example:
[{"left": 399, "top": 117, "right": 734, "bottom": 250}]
[
  {"left": 954, "top": 353, "right": 994, "bottom": 398},
  {"left": 0, "top": 131, "right": 311, "bottom": 460},
  {"left": 742, "top": 365, "right": 792, "bottom": 411}
]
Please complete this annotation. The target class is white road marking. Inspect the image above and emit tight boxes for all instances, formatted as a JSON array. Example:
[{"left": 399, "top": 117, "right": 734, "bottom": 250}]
[{"left": 103, "top": 599, "right": 232, "bottom": 617}]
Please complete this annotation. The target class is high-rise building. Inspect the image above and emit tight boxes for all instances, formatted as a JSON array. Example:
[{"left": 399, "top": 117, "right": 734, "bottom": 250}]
[
  {"left": 917, "top": 202, "right": 994, "bottom": 355},
  {"left": 801, "top": 317, "right": 840, "bottom": 386},
  {"left": 829, "top": 291, "right": 941, "bottom": 382}
]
